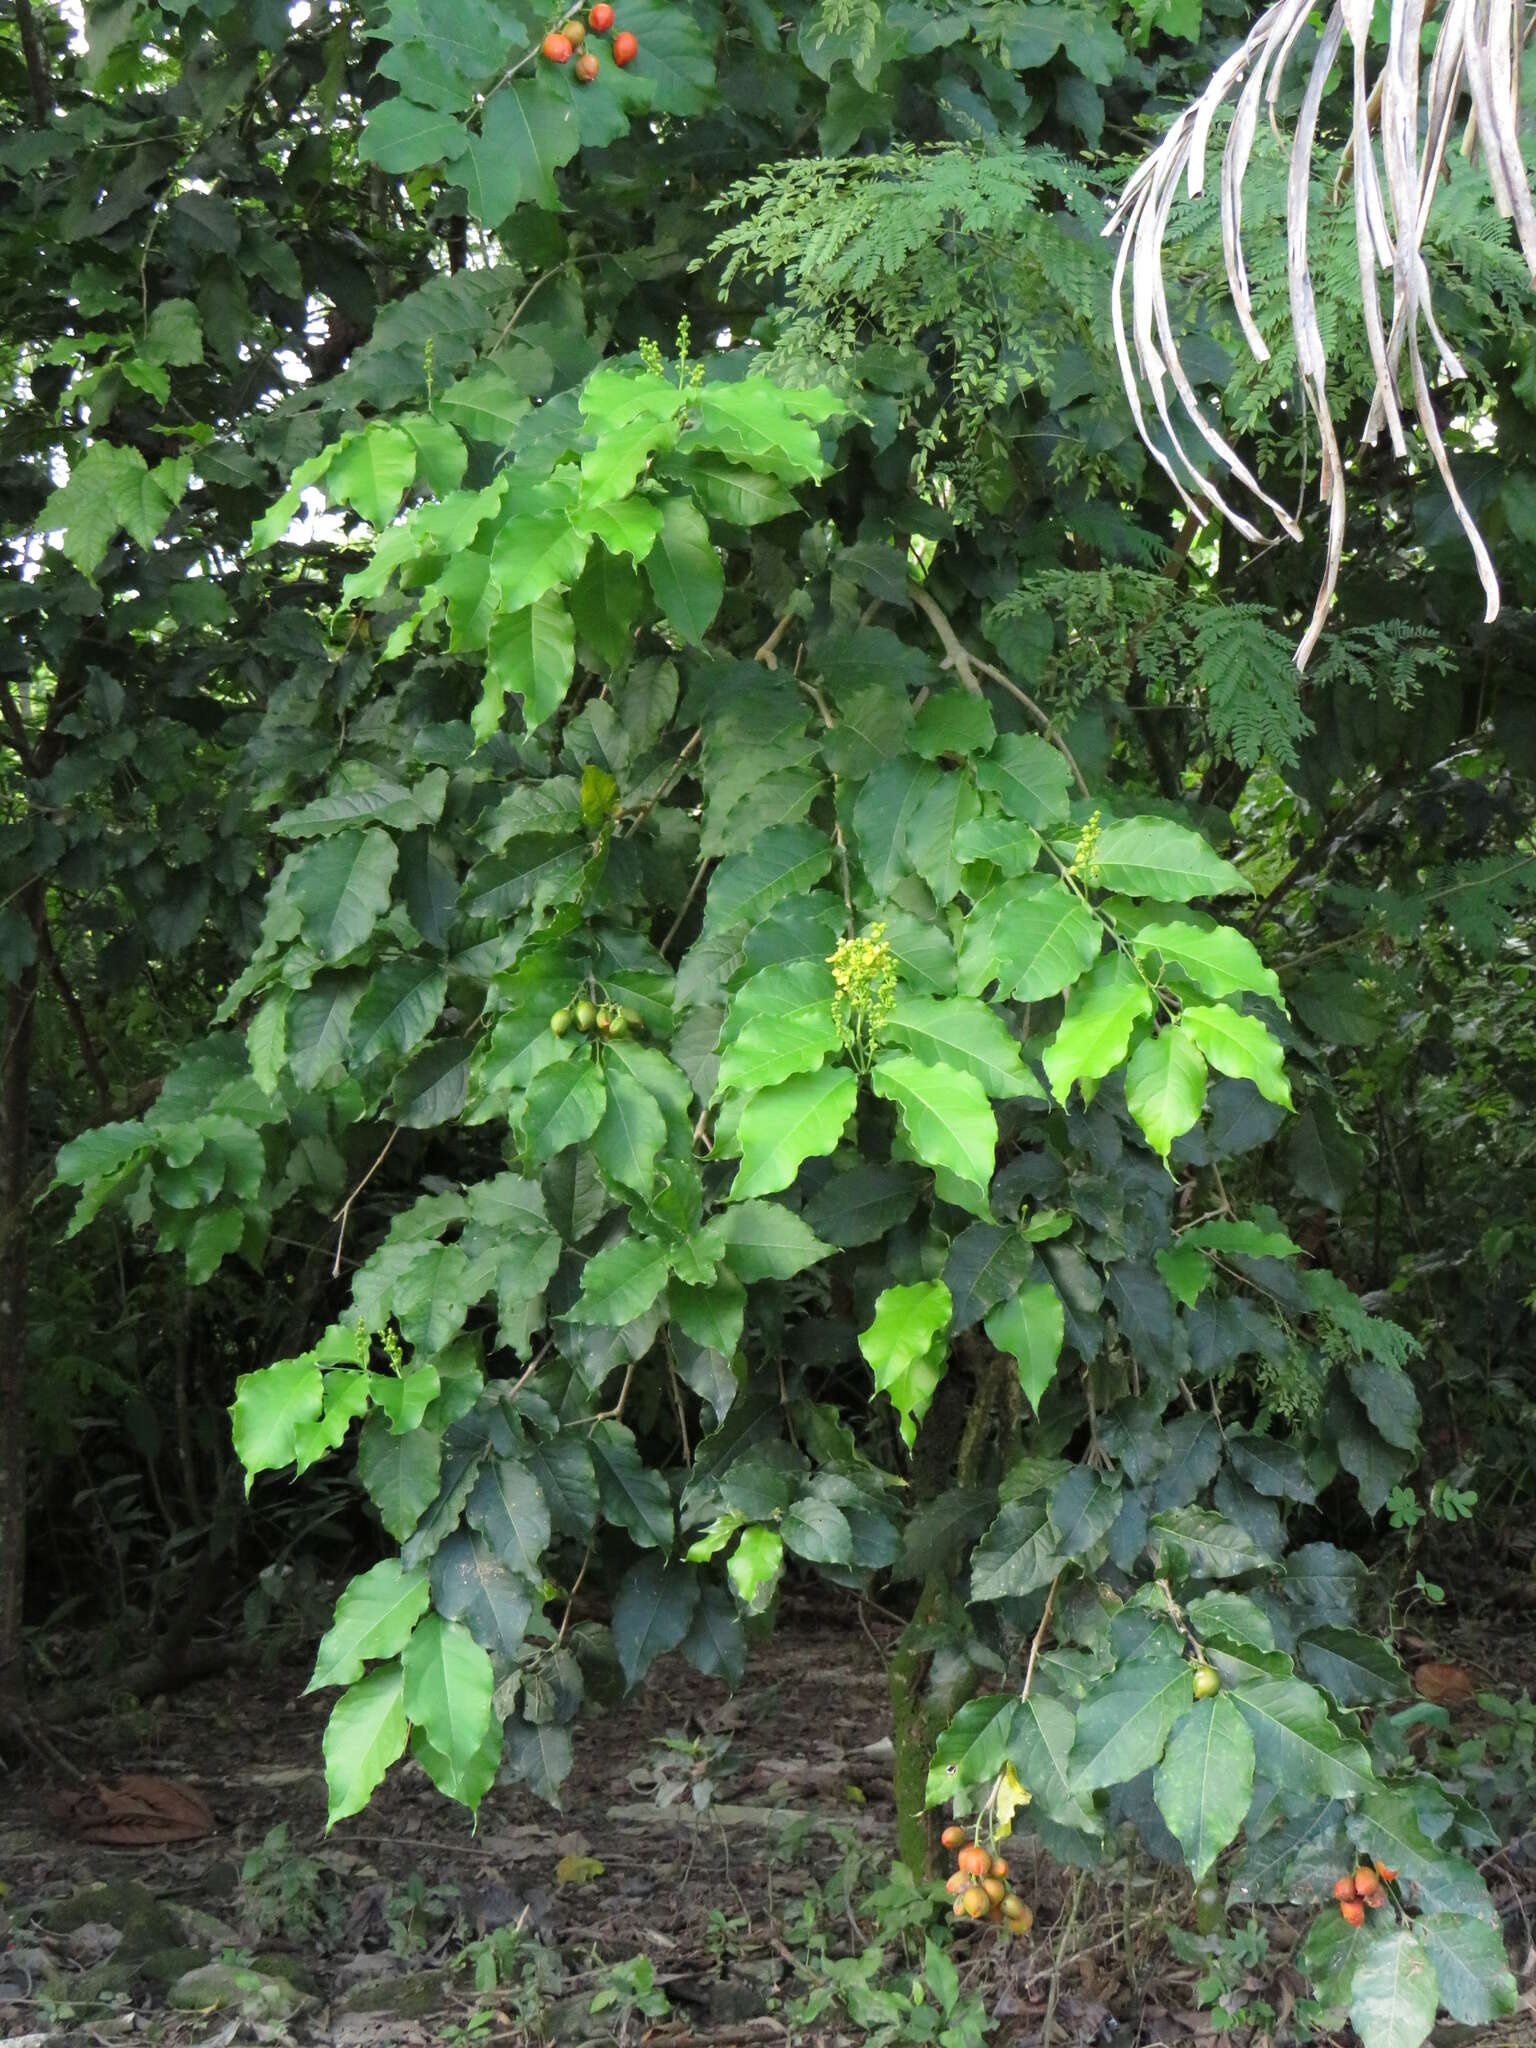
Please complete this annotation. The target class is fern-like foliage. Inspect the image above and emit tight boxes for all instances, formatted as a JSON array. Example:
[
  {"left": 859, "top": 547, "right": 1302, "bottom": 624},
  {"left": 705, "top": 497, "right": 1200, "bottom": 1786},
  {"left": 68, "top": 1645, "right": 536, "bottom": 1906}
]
[{"left": 708, "top": 143, "right": 1115, "bottom": 510}]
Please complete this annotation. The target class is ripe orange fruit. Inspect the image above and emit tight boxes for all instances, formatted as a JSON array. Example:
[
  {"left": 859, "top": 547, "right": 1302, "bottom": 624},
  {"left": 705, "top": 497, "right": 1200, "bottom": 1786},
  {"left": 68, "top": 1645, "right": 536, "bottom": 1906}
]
[
  {"left": 990, "top": 1857, "right": 1008, "bottom": 1879},
  {"left": 1364, "top": 1890, "right": 1385, "bottom": 1908},
  {"left": 1340, "top": 1899, "right": 1366, "bottom": 1927},
  {"left": 542, "top": 29, "right": 573, "bottom": 60},
  {"left": 1003, "top": 1895, "right": 1033, "bottom": 1930},
  {"left": 940, "top": 1825, "right": 965, "bottom": 1850},
  {"left": 961, "top": 1885, "right": 989, "bottom": 1920},
  {"left": 1333, "top": 1874, "right": 1358, "bottom": 1900},
  {"left": 589, "top": 2, "right": 614, "bottom": 25},
  {"left": 945, "top": 1872, "right": 968, "bottom": 1896},
  {"left": 1375, "top": 1864, "right": 1398, "bottom": 1883},
  {"left": 1354, "top": 1865, "right": 1381, "bottom": 1897},
  {"left": 982, "top": 1877, "right": 1006, "bottom": 1904},
  {"left": 957, "top": 1844, "right": 992, "bottom": 1877},
  {"left": 612, "top": 27, "right": 637, "bottom": 62},
  {"left": 574, "top": 49, "right": 599, "bottom": 79}
]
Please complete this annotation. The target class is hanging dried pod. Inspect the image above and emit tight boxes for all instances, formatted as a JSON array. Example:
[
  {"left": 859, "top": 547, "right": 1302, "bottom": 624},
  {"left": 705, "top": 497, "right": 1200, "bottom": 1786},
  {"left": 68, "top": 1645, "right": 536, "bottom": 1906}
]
[{"left": 1105, "top": 0, "right": 1536, "bottom": 668}]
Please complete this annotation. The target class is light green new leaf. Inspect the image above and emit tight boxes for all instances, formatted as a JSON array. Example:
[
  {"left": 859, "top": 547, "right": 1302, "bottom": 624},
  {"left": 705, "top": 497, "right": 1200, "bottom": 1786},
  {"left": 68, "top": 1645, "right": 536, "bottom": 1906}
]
[
  {"left": 871, "top": 1054, "right": 997, "bottom": 1193},
  {"left": 644, "top": 495, "right": 723, "bottom": 644},
  {"left": 324, "top": 1662, "right": 409, "bottom": 1827},
  {"left": 307, "top": 1560, "right": 431, "bottom": 1694},
  {"left": 576, "top": 492, "right": 663, "bottom": 561},
  {"left": 289, "top": 829, "right": 398, "bottom": 962},
  {"left": 1125, "top": 1024, "right": 1207, "bottom": 1159},
  {"left": 490, "top": 501, "right": 590, "bottom": 615},
  {"left": 726, "top": 1525, "right": 783, "bottom": 1612},
  {"left": 1090, "top": 817, "right": 1250, "bottom": 901},
  {"left": 566, "top": 1236, "right": 669, "bottom": 1327},
  {"left": 1348, "top": 1932, "right": 1440, "bottom": 2048},
  {"left": 1131, "top": 920, "right": 1283, "bottom": 1004},
  {"left": 231, "top": 1362, "right": 323, "bottom": 1490},
  {"left": 412, "top": 1713, "right": 503, "bottom": 1813},
  {"left": 327, "top": 427, "right": 418, "bottom": 529},
  {"left": 1179, "top": 1005, "right": 1292, "bottom": 1109},
  {"left": 1042, "top": 960, "right": 1154, "bottom": 1104},
  {"left": 482, "top": 597, "right": 575, "bottom": 736},
  {"left": 717, "top": 960, "right": 842, "bottom": 1097},
  {"left": 985, "top": 1282, "right": 1064, "bottom": 1414},
  {"left": 732, "top": 1067, "right": 858, "bottom": 1201},
  {"left": 401, "top": 1613, "right": 495, "bottom": 1796},
  {"left": 685, "top": 457, "right": 799, "bottom": 526},
  {"left": 884, "top": 995, "right": 1043, "bottom": 1100},
  {"left": 924, "top": 1693, "right": 1017, "bottom": 1805},
  {"left": 670, "top": 1272, "right": 746, "bottom": 1356},
  {"left": 715, "top": 1200, "right": 832, "bottom": 1282},
  {"left": 1071, "top": 1638, "right": 1192, "bottom": 1793},
  {"left": 1153, "top": 1695, "right": 1255, "bottom": 1881},
  {"left": 858, "top": 1280, "right": 952, "bottom": 1448},
  {"left": 41, "top": 441, "right": 189, "bottom": 578}
]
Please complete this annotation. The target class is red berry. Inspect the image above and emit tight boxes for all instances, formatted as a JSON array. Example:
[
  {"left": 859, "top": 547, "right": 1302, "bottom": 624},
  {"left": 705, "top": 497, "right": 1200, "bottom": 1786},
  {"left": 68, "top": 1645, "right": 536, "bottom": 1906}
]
[
  {"left": 940, "top": 1825, "right": 965, "bottom": 1851},
  {"left": 1332, "top": 1875, "right": 1357, "bottom": 1901},
  {"left": 589, "top": 2, "right": 615, "bottom": 27},
  {"left": 612, "top": 28, "right": 637, "bottom": 62},
  {"left": 574, "top": 48, "right": 599, "bottom": 78},
  {"left": 1340, "top": 1899, "right": 1366, "bottom": 1927},
  {"left": 543, "top": 29, "right": 573, "bottom": 60}
]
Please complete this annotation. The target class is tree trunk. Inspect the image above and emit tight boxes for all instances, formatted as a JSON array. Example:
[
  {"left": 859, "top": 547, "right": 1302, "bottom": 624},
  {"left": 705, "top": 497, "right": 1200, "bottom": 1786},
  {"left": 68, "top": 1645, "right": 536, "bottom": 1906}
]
[{"left": 0, "top": 889, "right": 41, "bottom": 1716}]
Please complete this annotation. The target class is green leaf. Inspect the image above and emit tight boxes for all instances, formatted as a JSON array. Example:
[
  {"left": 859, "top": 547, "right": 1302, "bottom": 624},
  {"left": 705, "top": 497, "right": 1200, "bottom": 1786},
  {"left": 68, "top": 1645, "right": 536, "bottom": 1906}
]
[
  {"left": 328, "top": 426, "right": 418, "bottom": 528},
  {"left": 612, "top": 1555, "right": 700, "bottom": 1686},
  {"left": 684, "top": 457, "right": 799, "bottom": 526},
  {"left": 1348, "top": 1931, "right": 1440, "bottom": 2048},
  {"left": 1071, "top": 1638, "right": 1192, "bottom": 1793},
  {"left": 290, "top": 830, "right": 399, "bottom": 962},
  {"left": 726, "top": 1525, "right": 783, "bottom": 1612},
  {"left": 1413, "top": 1914, "right": 1518, "bottom": 2026},
  {"left": 1131, "top": 920, "right": 1283, "bottom": 1004},
  {"left": 467, "top": 1457, "right": 551, "bottom": 1580},
  {"left": 1152, "top": 1694, "right": 1255, "bottom": 1882},
  {"left": 958, "top": 877, "right": 1101, "bottom": 1003},
  {"left": 401, "top": 1613, "right": 495, "bottom": 1796},
  {"left": 715, "top": 1200, "right": 832, "bottom": 1282},
  {"left": 1150, "top": 1506, "right": 1271, "bottom": 1578},
  {"left": 691, "top": 380, "right": 835, "bottom": 480},
  {"left": 644, "top": 495, "right": 723, "bottom": 644},
  {"left": 141, "top": 297, "right": 203, "bottom": 368},
  {"left": 39, "top": 440, "right": 189, "bottom": 577},
  {"left": 307, "top": 1560, "right": 431, "bottom": 1693},
  {"left": 567, "top": 1236, "right": 669, "bottom": 1327},
  {"left": 717, "top": 960, "right": 842, "bottom": 1096},
  {"left": 782, "top": 1496, "right": 853, "bottom": 1564},
  {"left": 1189, "top": 1592, "right": 1275, "bottom": 1654},
  {"left": 1348, "top": 1789, "right": 1498, "bottom": 1920},
  {"left": 884, "top": 995, "right": 1043, "bottom": 1100},
  {"left": 1232, "top": 1678, "right": 1375, "bottom": 1802},
  {"left": 231, "top": 1362, "right": 323, "bottom": 1489},
  {"left": 589, "top": 1420, "right": 674, "bottom": 1550},
  {"left": 1125, "top": 1025, "right": 1207, "bottom": 1159},
  {"left": 1299, "top": 1627, "right": 1407, "bottom": 1707},
  {"left": 491, "top": 499, "right": 591, "bottom": 614},
  {"left": 502, "top": 1716, "right": 574, "bottom": 1804},
  {"left": 1178, "top": 1005, "right": 1292, "bottom": 1109},
  {"left": 360, "top": 97, "right": 466, "bottom": 172},
  {"left": 706, "top": 825, "right": 832, "bottom": 932},
  {"left": 871, "top": 1054, "right": 997, "bottom": 1193},
  {"left": 357, "top": 1412, "right": 443, "bottom": 1542},
  {"left": 670, "top": 1273, "right": 746, "bottom": 1355},
  {"left": 732, "top": 1067, "right": 859, "bottom": 1201},
  {"left": 1010, "top": 1693, "right": 1102, "bottom": 1834},
  {"left": 986, "top": 1282, "right": 1065, "bottom": 1414},
  {"left": 858, "top": 1280, "right": 952, "bottom": 1449},
  {"left": 970, "top": 1497, "right": 1066, "bottom": 1601},
  {"left": 324, "top": 1663, "right": 409, "bottom": 1827},
  {"left": 482, "top": 597, "right": 575, "bottom": 736},
  {"left": 1042, "top": 958, "right": 1154, "bottom": 1104},
  {"left": 429, "top": 1529, "right": 535, "bottom": 1661},
  {"left": 413, "top": 1712, "right": 503, "bottom": 1812},
  {"left": 351, "top": 960, "right": 448, "bottom": 1065},
  {"left": 924, "top": 1693, "right": 1016, "bottom": 1805},
  {"left": 977, "top": 733, "right": 1073, "bottom": 826},
  {"left": 1090, "top": 817, "right": 1250, "bottom": 901},
  {"left": 471, "top": 76, "right": 581, "bottom": 213},
  {"left": 591, "top": 1062, "right": 667, "bottom": 1197},
  {"left": 437, "top": 367, "right": 535, "bottom": 442},
  {"left": 1048, "top": 1467, "right": 1122, "bottom": 1557},
  {"left": 520, "top": 1061, "right": 606, "bottom": 1166}
]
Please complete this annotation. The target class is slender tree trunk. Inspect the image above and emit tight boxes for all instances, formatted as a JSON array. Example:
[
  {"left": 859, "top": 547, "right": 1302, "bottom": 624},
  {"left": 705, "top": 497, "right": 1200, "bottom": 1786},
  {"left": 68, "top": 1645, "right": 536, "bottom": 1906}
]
[{"left": 0, "top": 887, "right": 42, "bottom": 1716}]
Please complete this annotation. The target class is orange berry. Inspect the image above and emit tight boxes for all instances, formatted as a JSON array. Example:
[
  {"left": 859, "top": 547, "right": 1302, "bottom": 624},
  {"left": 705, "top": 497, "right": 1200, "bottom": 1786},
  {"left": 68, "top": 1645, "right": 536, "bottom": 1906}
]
[
  {"left": 1340, "top": 1899, "right": 1366, "bottom": 1927},
  {"left": 1333, "top": 1874, "right": 1358, "bottom": 1901},
  {"left": 952, "top": 1899, "right": 966, "bottom": 1919},
  {"left": 589, "top": 2, "right": 614, "bottom": 25},
  {"left": 1003, "top": 1896, "right": 1033, "bottom": 1930},
  {"left": 1375, "top": 1864, "right": 1398, "bottom": 1883},
  {"left": 961, "top": 1885, "right": 989, "bottom": 1920},
  {"left": 940, "top": 1825, "right": 965, "bottom": 1850},
  {"left": 574, "top": 48, "right": 599, "bottom": 78},
  {"left": 982, "top": 1877, "right": 1006, "bottom": 1904},
  {"left": 612, "top": 27, "right": 637, "bottom": 62},
  {"left": 957, "top": 1844, "right": 991, "bottom": 1877},
  {"left": 542, "top": 30, "right": 572, "bottom": 59},
  {"left": 991, "top": 1857, "right": 1008, "bottom": 1879},
  {"left": 1364, "top": 1890, "right": 1385, "bottom": 1908},
  {"left": 988, "top": 1902, "right": 1004, "bottom": 1922},
  {"left": 561, "top": 16, "right": 586, "bottom": 41},
  {"left": 945, "top": 1872, "right": 968, "bottom": 1896},
  {"left": 1354, "top": 1865, "right": 1381, "bottom": 1897}
]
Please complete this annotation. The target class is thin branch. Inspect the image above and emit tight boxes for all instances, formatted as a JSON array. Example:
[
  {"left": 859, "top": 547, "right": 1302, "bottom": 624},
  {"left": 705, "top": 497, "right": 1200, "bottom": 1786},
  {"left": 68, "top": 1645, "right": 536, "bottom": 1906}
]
[
  {"left": 660, "top": 856, "right": 711, "bottom": 958},
  {"left": 754, "top": 600, "right": 803, "bottom": 669},
  {"left": 0, "top": 682, "right": 38, "bottom": 775},
  {"left": 36, "top": 917, "right": 110, "bottom": 1114},
  {"left": 330, "top": 1128, "right": 399, "bottom": 1277},
  {"left": 556, "top": 1540, "right": 594, "bottom": 1644},
  {"left": 15, "top": 0, "right": 50, "bottom": 125},
  {"left": 910, "top": 587, "right": 1091, "bottom": 798},
  {"left": 1020, "top": 1574, "right": 1060, "bottom": 1704}
]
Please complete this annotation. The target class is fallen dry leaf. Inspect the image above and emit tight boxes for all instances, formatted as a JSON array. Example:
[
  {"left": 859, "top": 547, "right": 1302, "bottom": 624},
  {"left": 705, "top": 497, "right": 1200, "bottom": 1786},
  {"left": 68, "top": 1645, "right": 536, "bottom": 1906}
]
[
  {"left": 1413, "top": 1662, "right": 1476, "bottom": 1707},
  {"left": 56, "top": 1773, "right": 214, "bottom": 1844}
]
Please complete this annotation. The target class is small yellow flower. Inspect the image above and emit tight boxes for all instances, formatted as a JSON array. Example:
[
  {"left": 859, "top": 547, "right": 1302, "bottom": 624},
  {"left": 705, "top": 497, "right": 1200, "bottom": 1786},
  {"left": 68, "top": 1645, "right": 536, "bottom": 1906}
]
[{"left": 828, "top": 922, "right": 897, "bottom": 1069}]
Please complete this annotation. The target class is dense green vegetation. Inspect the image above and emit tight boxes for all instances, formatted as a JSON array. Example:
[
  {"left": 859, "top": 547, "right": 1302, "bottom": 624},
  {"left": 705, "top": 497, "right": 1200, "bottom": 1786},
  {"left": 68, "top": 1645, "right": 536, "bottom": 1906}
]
[{"left": 4, "top": 0, "right": 1534, "bottom": 2039}]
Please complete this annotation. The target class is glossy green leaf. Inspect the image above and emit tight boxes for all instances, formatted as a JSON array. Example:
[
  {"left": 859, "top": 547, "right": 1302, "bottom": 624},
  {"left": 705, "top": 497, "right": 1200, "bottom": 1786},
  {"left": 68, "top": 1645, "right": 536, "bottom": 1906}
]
[
  {"left": 644, "top": 494, "right": 723, "bottom": 643},
  {"left": 1071, "top": 1638, "right": 1192, "bottom": 1793},
  {"left": 307, "top": 1560, "right": 431, "bottom": 1694},
  {"left": 884, "top": 994, "right": 1043, "bottom": 1100},
  {"left": 402, "top": 1612, "right": 495, "bottom": 1793},
  {"left": 871, "top": 1054, "right": 997, "bottom": 1193},
  {"left": 1090, "top": 817, "right": 1250, "bottom": 901},
  {"left": 858, "top": 1279, "right": 952, "bottom": 1449},
  {"left": 1131, "top": 919, "right": 1283, "bottom": 1004},
  {"left": 957, "top": 876, "right": 1101, "bottom": 1002},
  {"left": 732, "top": 1066, "right": 859, "bottom": 1201},
  {"left": 1124, "top": 1024, "right": 1207, "bottom": 1159},
  {"left": 985, "top": 1282, "right": 1065, "bottom": 1414},
  {"left": 566, "top": 1235, "right": 669, "bottom": 1327},
  {"left": 1153, "top": 1694, "right": 1255, "bottom": 1881},
  {"left": 482, "top": 597, "right": 575, "bottom": 736},
  {"left": 1179, "top": 1005, "right": 1292, "bottom": 1109},
  {"left": 1348, "top": 1931, "right": 1440, "bottom": 2048},
  {"left": 324, "top": 1663, "right": 409, "bottom": 1828}
]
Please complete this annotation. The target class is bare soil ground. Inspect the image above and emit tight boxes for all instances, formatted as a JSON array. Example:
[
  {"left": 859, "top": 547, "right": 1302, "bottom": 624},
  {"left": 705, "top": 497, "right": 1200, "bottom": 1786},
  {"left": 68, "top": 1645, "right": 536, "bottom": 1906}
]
[{"left": 2, "top": 1590, "right": 1533, "bottom": 2048}]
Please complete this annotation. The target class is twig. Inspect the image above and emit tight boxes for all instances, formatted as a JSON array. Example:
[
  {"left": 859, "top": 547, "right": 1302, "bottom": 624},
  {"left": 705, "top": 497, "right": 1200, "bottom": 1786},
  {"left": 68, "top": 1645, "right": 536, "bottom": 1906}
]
[
  {"left": 15, "top": 0, "right": 50, "bottom": 124},
  {"left": 623, "top": 729, "right": 700, "bottom": 838},
  {"left": 37, "top": 917, "right": 110, "bottom": 1113},
  {"left": 1020, "top": 1575, "right": 1060, "bottom": 1704},
  {"left": 556, "top": 1541, "right": 594, "bottom": 1644},
  {"left": 754, "top": 602, "right": 802, "bottom": 669},
  {"left": 331, "top": 1128, "right": 398, "bottom": 1276},
  {"left": 660, "top": 857, "right": 711, "bottom": 958},
  {"left": 910, "top": 587, "right": 1091, "bottom": 798}
]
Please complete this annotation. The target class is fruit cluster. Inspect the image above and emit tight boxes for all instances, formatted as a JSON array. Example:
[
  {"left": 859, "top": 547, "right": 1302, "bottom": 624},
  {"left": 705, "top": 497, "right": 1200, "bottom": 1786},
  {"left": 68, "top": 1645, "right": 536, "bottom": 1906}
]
[
  {"left": 1331, "top": 1860, "right": 1397, "bottom": 1925},
  {"left": 541, "top": 6, "right": 637, "bottom": 79},
  {"left": 941, "top": 1827, "right": 1033, "bottom": 1933},
  {"left": 550, "top": 995, "right": 643, "bottom": 1040}
]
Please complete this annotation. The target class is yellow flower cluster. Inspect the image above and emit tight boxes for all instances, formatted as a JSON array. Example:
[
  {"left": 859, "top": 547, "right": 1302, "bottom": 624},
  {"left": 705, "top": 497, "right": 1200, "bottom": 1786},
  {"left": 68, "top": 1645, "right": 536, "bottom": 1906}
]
[
  {"left": 829, "top": 921, "right": 897, "bottom": 1069},
  {"left": 1068, "top": 808, "right": 1102, "bottom": 887}
]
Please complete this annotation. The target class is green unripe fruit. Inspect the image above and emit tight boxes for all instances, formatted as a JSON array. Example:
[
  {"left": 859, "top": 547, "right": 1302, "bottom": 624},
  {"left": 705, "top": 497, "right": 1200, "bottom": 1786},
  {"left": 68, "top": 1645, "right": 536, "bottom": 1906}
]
[
  {"left": 607, "top": 1013, "right": 629, "bottom": 1038},
  {"left": 620, "top": 1006, "right": 644, "bottom": 1034},
  {"left": 596, "top": 1007, "right": 614, "bottom": 1033},
  {"left": 550, "top": 1008, "right": 572, "bottom": 1038},
  {"left": 1192, "top": 1663, "right": 1221, "bottom": 1700},
  {"left": 574, "top": 999, "right": 597, "bottom": 1033}
]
